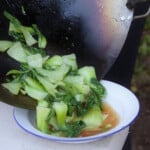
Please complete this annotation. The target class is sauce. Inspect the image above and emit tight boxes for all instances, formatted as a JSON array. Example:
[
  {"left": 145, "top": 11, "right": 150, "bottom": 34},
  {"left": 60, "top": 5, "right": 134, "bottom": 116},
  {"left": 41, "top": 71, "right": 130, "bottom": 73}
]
[{"left": 80, "top": 103, "right": 119, "bottom": 137}]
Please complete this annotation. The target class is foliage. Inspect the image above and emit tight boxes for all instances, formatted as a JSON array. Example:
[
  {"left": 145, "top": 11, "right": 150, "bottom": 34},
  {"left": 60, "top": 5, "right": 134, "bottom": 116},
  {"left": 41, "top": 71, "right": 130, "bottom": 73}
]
[{"left": 134, "top": 17, "right": 150, "bottom": 74}]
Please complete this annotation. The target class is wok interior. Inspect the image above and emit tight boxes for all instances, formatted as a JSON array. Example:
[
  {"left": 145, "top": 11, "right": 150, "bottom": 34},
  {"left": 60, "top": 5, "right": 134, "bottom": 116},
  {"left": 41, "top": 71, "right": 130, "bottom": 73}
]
[{"left": 0, "top": 0, "right": 133, "bottom": 80}]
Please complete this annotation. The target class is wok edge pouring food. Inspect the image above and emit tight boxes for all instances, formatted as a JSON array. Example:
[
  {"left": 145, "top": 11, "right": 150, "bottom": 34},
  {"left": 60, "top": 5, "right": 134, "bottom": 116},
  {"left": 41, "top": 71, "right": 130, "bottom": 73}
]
[{"left": 0, "top": 0, "right": 149, "bottom": 109}]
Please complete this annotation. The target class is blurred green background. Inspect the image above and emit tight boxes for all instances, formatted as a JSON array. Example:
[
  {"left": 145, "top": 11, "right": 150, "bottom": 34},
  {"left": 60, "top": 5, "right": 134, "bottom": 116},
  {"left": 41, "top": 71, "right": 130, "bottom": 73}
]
[
  {"left": 131, "top": 17, "right": 150, "bottom": 150},
  {"left": 132, "top": 17, "right": 150, "bottom": 93},
  {"left": 135, "top": 17, "right": 150, "bottom": 74}
]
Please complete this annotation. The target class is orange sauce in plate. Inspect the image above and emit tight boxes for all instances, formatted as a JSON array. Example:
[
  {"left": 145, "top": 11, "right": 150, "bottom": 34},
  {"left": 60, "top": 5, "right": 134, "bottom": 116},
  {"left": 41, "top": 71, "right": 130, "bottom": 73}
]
[{"left": 80, "top": 103, "right": 119, "bottom": 137}]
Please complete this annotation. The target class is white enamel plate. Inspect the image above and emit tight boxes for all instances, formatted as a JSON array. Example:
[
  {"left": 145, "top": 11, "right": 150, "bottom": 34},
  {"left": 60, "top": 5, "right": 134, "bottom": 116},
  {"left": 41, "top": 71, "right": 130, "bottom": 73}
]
[{"left": 13, "top": 80, "right": 140, "bottom": 143}]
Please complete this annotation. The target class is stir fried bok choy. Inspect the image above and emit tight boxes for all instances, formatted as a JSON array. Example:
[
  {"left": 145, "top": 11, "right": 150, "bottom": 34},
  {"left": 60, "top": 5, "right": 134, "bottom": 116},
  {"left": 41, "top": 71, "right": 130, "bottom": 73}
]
[{"left": 0, "top": 11, "right": 106, "bottom": 137}]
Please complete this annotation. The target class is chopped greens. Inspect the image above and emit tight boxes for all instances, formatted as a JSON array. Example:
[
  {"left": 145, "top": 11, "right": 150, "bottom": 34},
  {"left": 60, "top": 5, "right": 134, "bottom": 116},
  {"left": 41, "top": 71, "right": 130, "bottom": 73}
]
[
  {"left": 61, "top": 121, "right": 86, "bottom": 137},
  {"left": 0, "top": 41, "right": 14, "bottom": 52},
  {"left": 0, "top": 11, "right": 106, "bottom": 137}
]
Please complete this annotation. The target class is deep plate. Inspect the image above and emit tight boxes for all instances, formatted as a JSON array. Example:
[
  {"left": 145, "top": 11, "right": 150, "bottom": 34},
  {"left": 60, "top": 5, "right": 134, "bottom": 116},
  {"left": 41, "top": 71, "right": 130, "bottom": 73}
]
[{"left": 13, "top": 80, "right": 140, "bottom": 143}]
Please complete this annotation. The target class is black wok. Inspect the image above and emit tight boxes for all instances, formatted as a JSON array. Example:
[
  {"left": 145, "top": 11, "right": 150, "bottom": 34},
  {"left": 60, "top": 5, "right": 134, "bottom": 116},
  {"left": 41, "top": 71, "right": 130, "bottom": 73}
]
[{"left": 0, "top": 0, "right": 149, "bottom": 109}]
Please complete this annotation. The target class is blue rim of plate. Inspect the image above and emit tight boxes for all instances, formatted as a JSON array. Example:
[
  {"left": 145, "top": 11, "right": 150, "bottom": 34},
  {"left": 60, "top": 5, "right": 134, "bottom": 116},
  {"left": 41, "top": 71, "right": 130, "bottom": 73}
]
[{"left": 13, "top": 80, "right": 140, "bottom": 143}]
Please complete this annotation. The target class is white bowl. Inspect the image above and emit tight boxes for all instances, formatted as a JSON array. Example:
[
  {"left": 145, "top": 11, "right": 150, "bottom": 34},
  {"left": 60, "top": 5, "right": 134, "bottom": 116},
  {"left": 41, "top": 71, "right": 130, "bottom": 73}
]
[{"left": 13, "top": 80, "right": 140, "bottom": 143}]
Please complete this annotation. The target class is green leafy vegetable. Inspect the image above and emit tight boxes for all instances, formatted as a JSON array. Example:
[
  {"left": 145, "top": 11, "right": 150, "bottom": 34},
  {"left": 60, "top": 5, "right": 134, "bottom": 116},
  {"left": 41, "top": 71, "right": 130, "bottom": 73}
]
[
  {"left": 0, "top": 41, "right": 14, "bottom": 52},
  {"left": 20, "top": 26, "right": 37, "bottom": 46},
  {"left": 36, "top": 105, "right": 51, "bottom": 133},
  {"left": 2, "top": 81, "right": 22, "bottom": 95},
  {"left": 82, "top": 105, "right": 103, "bottom": 130},
  {"left": 0, "top": 11, "right": 107, "bottom": 137},
  {"left": 32, "top": 24, "right": 47, "bottom": 48},
  {"left": 53, "top": 101, "right": 68, "bottom": 127},
  {"left": 62, "top": 121, "right": 86, "bottom": 137},
  {"left": 7, "top": 42, "right": 27, "bottom": 63}
]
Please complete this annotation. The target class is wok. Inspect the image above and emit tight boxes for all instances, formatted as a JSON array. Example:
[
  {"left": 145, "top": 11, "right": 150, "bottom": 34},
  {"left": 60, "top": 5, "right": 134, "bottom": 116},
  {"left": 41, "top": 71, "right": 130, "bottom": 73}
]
[{"left": 0, "top": 0, "right": 149, "bottom": 109}]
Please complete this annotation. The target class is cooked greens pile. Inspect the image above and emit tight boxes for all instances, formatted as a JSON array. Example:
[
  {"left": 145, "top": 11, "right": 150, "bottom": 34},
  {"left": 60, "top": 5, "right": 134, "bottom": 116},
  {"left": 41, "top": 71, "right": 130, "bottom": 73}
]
[{"left": 0, "top": 11, "right": 106, "bottom": 137}]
